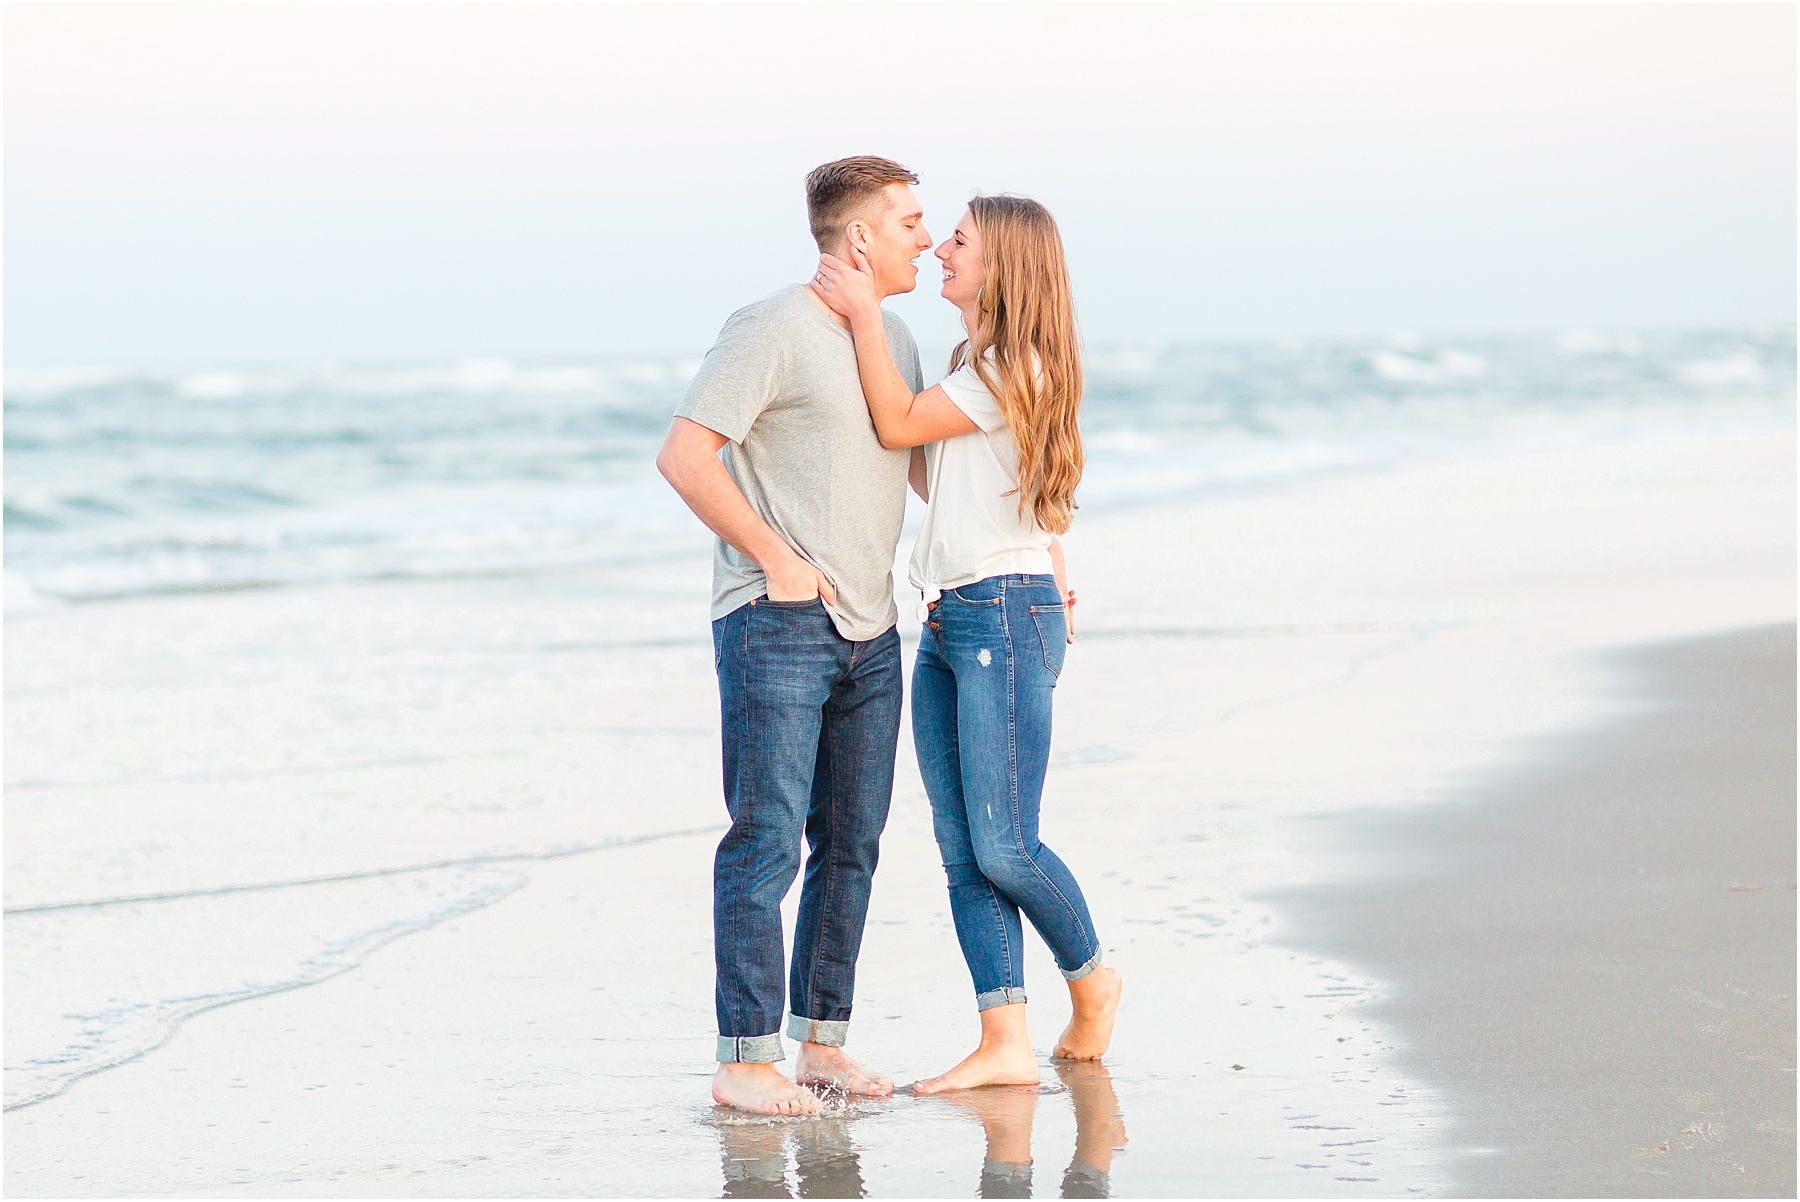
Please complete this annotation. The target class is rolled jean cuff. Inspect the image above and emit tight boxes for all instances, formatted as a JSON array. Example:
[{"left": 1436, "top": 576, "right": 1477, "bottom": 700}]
[
  {"left": 785, "top": 1014, "right": 849, "bottom": 1047},
  {"left": 976, "top": 986, "right": 1029, "bottom": 1011},
  {"left": 716, "top": 1033, "right": 785, "bottom": 1063},
  {"left": 1060, "top": 950, "right": 1103, "bottom": 982}
]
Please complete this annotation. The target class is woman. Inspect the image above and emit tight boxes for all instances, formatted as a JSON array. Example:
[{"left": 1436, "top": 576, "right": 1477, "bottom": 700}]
[{"left": 812, "top": 194, "right": 1122, "bottom": 1092}]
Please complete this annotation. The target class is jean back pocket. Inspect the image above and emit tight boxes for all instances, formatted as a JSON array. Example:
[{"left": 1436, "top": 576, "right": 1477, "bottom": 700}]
[{"left": 1029, "top": 605, "right": 1067, "bottom": 677}]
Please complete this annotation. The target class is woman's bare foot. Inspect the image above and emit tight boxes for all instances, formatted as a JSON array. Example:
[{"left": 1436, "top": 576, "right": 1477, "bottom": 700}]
[
  {"left": 913, "top": 1043, "right": 1040, "bottom": 1094},
  {"left": 795, "top": 1042, "right": 894, "bottom": 1098},
  {"left": 712, "top": 1062, "right": 823, "bottom": 1116},
  {"left": 1053, "top": 967, "right": 1122, "bottom": 1060},
  {"left": 912, "top": 1002, "right": 1040, "bottom": 1094}
]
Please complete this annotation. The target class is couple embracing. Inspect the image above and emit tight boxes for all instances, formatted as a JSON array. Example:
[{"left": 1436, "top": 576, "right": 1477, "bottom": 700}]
[{"left": 657, "top": 156, "right": 1121, "bottom": 1116}]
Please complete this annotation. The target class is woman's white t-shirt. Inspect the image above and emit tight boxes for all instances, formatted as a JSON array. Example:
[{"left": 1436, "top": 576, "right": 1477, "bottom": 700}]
[{"left": 908, "top": 362, "right": 1055, "bottom": 606}]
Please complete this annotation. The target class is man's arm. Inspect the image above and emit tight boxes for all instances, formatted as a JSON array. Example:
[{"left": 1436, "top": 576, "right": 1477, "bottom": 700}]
[{"left": 656, "top": 416, "right": 836, "bottom": 604}]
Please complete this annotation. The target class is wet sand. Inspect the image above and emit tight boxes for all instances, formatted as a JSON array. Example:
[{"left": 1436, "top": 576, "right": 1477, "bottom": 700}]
[{"left": 1274, "top": 623, "right": 1796, "bottom": 1196}]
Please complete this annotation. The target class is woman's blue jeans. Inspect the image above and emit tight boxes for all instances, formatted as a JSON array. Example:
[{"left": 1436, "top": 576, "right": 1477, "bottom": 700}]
[{"left": 913, "top": 573, "right": 1102, "bottom": 1010}]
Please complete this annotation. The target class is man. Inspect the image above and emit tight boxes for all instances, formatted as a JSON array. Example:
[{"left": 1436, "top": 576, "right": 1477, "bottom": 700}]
[{"left": 656, "top": 156, "right": 932, "bottom": 1115}]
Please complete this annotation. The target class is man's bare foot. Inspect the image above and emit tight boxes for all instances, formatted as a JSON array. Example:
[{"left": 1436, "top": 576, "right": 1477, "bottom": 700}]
[
  {"left": 712, "top": 1062, "right": 823, "bottom": 1116},
  {"left": 1053, "top": 967, "right": 1122, "bottom": 1060},
  {"left": 912, "top": 1042, "right": 1040, "bottom": 1094},
  {"left": 795, "top": 1042, "right": 894, "bottom": 1098}
]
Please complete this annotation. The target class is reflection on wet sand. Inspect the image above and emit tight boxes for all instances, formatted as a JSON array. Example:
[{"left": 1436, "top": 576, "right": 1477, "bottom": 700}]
[
  {"left": 939, "top": 1085, "right": 1037, "bottom": 1198},
  {"left": 793, "top": 1118, "right": 867, "bottom": 1198},
  {"left": 718, "top": 1114, "right": 865, "bottom": 1198},
  {"left": 712, "top": 1063, "right": 1127, "bottom": 1198},
  {"left": 1055, "top": 1061, "right": 1128, "bottom": 1198},
  {"left": 947, "top": 1063, "right": 1129, "bottom": 1198},
  {"left": 719, "top": 1121, "right": 791, "bottom": 1198}
]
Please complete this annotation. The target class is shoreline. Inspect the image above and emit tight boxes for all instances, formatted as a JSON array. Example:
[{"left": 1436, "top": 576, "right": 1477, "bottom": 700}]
[{"left": 1271, "top": 623, "right": 1796, "bottom": 1197}]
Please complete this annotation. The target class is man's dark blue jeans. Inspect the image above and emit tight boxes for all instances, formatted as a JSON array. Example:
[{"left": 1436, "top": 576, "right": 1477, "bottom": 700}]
[{"left": 710, "top": 595, "right": 902, "bottom": 1063}]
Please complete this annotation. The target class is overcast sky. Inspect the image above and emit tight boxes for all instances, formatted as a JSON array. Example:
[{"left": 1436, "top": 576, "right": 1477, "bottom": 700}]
[{"left": 6, "top": 3, "right": 1794, "bottom": 368}]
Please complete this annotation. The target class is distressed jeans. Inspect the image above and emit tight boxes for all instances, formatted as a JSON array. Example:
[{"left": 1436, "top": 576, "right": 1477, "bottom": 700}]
[
  {"left": 913, "top": 574, "right": 1102, "bottom": 1010},
  {"left": 710, "top": 596, "right": 902, "bottom": 1063}
]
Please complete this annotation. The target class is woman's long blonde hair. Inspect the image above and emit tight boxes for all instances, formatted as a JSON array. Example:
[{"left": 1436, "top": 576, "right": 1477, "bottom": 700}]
[{"left": 951, "top": 194, "right": 1084, "bottom": 535}]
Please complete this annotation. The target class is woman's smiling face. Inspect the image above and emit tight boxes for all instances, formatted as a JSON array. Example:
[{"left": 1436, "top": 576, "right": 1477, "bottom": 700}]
[{"left": 935, "top": 211, "right": 986, "bottom": 314}]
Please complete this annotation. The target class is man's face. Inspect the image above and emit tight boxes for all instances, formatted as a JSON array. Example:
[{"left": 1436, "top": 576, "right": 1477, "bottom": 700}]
[{"left": 848, "top": 183, "right": 933, "bottom": 298}]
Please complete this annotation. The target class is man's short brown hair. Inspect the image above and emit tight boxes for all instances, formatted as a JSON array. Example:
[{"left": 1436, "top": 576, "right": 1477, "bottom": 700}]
[{"left": 805, "top": 156, "right": 919, "bottom": 251}]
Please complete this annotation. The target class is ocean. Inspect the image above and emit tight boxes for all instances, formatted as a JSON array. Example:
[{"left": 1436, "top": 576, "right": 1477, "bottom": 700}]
[{"left": 6, "top": 326, "right": 1792, "bottom": 612}]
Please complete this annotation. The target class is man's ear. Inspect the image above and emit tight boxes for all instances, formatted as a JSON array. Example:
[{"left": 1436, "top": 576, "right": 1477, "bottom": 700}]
[{"left": 845, "top": 219, "right": 871, "bottom": 252}]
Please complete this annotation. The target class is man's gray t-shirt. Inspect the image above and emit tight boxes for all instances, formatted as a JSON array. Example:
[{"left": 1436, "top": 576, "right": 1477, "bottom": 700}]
[{"left": 676, "top": 284, "right": 924, "bottom": 642}]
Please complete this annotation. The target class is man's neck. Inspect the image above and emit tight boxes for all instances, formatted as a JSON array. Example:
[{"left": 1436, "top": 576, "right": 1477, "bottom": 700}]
[{"left": 802, "top": 281, "right": 855, "bottom": 331}]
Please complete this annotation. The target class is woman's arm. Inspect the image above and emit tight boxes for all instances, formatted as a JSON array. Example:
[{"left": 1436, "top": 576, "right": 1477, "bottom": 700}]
[
  {"left": 813, "top": 252, "right": 977, "bottom": 449},
  {"left": 1048, "top": 536, "right": 1076, "bottom": 643},
  {"left": 908, "top": 446, "right": 929, "bottom": 501}
]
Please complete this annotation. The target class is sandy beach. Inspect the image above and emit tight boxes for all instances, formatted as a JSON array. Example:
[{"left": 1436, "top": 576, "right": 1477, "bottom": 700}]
[
  {"left": 1278, "top": 623, "right": 1795, "bottom": 1196},
  {"left": 6, "top": 420, "right": 1793, "bottom": 1196}
]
